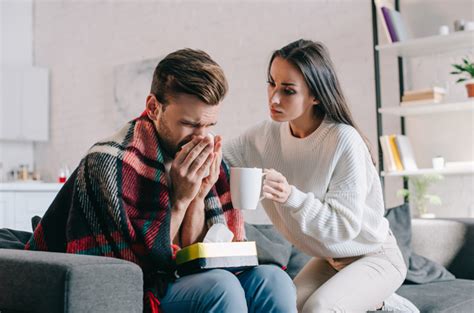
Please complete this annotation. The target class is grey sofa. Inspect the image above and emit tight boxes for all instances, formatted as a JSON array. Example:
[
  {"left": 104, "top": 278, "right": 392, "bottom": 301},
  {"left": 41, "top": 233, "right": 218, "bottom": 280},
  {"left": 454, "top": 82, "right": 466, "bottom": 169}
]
[
  {"left": 397, "top": 218, "right": 474, "bottom": 312},
  {"left": 0, "top": 218, "right": 473, "bottom": 313}
]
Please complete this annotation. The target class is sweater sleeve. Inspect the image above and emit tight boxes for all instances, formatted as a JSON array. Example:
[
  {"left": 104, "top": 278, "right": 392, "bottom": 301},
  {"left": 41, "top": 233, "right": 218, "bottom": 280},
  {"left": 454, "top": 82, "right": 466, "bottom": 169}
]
[
  {"left": 280, "top": 140, "right": 370, "bottom": 244},
  {"left": 222, "top": 134, "right": 247, "bottom": 168},
  {"left": 222, "top": 121, "right": 267, "bottom": 168}
]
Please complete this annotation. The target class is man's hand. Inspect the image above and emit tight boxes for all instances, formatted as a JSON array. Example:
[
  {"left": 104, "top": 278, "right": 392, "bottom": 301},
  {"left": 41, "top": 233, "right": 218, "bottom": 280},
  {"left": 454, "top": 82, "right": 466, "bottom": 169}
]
[
  {"left": 170, "top": 135, "right": 214, "bottom": 209},
  {"left": 197, "top": 135, "right": 223, "bottom": 200},
  {"left": 180, "top": 136, "right": 222, "bottom": 247}
]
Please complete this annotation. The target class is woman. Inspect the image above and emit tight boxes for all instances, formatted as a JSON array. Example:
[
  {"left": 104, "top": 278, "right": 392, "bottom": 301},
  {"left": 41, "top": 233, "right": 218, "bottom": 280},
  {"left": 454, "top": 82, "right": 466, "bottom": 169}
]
[{"left": 223, "top": 39, "right": 416, "bottom": 312}]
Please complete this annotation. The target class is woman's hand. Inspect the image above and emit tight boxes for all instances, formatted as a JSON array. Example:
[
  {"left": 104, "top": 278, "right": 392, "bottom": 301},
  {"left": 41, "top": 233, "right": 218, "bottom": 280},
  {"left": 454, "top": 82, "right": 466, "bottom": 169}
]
[{"left": 262, "top": 169, "right": 291, "bottom": 203}]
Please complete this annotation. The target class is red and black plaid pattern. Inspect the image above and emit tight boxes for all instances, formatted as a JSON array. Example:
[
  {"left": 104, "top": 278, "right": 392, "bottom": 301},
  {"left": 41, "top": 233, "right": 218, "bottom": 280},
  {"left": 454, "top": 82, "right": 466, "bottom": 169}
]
[{"left": 25, "top": 113, "right": 244, "bottom": 312}]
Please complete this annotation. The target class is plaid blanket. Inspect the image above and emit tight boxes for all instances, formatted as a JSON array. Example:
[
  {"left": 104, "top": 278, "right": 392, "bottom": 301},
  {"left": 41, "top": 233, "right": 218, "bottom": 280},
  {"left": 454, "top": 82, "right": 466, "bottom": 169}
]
[{"left": 25, "top": 113, "right": 244, "bottom": 312}]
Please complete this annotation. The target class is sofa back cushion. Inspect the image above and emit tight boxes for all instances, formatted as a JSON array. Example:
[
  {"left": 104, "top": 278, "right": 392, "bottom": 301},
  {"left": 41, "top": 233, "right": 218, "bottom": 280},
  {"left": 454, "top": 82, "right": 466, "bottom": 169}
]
[
  {"left": 385, "top": 204, "right": 455, "bottom": 284},
  {"left": 411, "top": 219, "right": 466, "bottom": 267}
]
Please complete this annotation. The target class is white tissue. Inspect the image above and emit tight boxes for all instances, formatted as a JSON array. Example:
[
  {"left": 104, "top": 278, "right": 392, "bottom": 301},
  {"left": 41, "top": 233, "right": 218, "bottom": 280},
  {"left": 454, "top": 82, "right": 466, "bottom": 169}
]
[
  {"left": 207, "top": 133, "right": 215, "bottom": 145},
  {"left": 203, "top": 223, "right": 234, "bottom": 243},
  {"left": 203, "top": 133, "right": 215, "bottom": 177}
]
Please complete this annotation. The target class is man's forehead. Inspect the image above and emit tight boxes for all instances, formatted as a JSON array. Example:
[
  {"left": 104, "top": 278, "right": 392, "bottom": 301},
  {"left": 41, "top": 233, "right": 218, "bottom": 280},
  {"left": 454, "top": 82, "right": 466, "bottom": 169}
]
[{"left": 168, "top": 99, "right": 220, "bottom": 124}]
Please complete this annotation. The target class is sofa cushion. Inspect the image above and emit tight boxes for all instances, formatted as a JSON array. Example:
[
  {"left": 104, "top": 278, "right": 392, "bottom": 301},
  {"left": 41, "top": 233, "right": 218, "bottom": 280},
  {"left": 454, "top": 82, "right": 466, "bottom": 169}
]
[
  {"left": 397, "top": 279, "right": 474, "bottom": 313},
  {"left": 385, "top": 204, "right": 455, "bottom": 284},
  {"left": 411, "top": 219, "right": 467, "bottom": 267},
  {"left": 411, "top": 218, "right": 474, "bottom": 280},
  {"left": 245, "top": 223, "right": 311, "bottom": 279},
  {"left": 0, "top": 228, "right": 31, "bottom": 249},
  {"left": 0, "top": 249, "right": 143, "bottom": 313}
]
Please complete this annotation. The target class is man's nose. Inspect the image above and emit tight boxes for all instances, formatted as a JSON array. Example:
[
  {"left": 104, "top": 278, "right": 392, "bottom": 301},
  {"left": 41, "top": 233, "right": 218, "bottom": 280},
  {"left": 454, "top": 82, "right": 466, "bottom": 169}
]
[{"left": 192, "top": 127, "right": 207, "bottom": 137}]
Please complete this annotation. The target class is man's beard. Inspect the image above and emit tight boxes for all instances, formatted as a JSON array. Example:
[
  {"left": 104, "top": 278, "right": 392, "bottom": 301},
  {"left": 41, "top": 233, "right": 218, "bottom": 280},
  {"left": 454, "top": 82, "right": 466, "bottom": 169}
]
[{"left": 156, "top": 116, "right": 193, "bottom": 158}]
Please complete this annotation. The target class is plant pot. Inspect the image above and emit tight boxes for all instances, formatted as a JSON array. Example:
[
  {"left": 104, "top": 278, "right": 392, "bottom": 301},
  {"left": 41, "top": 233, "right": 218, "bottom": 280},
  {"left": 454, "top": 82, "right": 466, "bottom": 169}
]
[{"left": 465, "top": 80, "right": 474, "bottom": 98}]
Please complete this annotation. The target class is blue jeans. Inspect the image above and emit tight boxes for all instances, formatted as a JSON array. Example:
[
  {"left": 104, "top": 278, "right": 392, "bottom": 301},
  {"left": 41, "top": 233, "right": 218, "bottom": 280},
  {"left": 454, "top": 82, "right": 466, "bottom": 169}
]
[{"left": 160, "top": 264, "right": 297, "bottom": 313}]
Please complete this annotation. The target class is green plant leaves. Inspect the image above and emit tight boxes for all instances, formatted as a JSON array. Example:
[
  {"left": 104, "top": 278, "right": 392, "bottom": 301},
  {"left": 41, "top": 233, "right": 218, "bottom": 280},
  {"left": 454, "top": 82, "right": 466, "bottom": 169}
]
[{"left": 451, "top": 58, "right": 474, "bottom": 83}]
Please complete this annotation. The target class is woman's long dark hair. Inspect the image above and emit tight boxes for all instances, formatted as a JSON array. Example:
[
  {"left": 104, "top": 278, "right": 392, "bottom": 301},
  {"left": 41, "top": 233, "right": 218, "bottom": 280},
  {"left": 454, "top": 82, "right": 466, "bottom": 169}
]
[{"left": 268, "top": 39, "right": 375, "bottom": 164}]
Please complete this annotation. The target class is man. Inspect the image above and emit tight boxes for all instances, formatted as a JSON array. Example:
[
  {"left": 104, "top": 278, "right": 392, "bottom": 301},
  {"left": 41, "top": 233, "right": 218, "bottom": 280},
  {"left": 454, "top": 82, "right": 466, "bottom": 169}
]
[{"left": 25, "top": 48, "right": 296, "bottom": 313}]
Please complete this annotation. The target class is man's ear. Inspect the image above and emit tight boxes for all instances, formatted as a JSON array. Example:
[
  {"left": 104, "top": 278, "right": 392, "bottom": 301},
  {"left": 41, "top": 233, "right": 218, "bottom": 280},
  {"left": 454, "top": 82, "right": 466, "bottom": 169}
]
[{"left": 146, "top": 94, "right": 162, "bottom": 121}]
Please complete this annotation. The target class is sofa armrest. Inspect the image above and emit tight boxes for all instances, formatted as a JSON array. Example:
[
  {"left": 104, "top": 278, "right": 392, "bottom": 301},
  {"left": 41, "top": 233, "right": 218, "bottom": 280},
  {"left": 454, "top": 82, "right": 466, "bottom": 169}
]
[
  {"left": 0, "top": 249, "right": 143, "bottom": 313},
  {"left": 411, "top": 218, "right": 474, "bottom": 280}
]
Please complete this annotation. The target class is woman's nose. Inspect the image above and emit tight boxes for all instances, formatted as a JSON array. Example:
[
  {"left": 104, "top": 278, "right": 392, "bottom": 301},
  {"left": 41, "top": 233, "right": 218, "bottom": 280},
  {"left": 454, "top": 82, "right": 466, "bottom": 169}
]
[{"left": 269, "top": 90, "right": 280, "bottom": 105}]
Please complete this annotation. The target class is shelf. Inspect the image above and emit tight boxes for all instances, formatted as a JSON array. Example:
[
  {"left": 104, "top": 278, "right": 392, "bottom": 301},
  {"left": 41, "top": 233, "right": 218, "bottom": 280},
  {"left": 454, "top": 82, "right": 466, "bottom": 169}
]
[
  {"left": 376, "top": 31, "right": 474, "bottom": 57},
  {"left": 378, "top": 100, "right": 474, "bottom": 116},
  {"left": 381, "top": 166, "right": 474, "bottom": 177}
]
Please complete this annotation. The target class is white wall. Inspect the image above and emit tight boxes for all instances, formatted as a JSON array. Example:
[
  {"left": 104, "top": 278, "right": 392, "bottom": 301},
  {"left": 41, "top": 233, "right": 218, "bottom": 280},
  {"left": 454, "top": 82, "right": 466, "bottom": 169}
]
[
  {"left": 0, "top": 0, "right": 35, "bottom": 181},
  {"left": 1, "top": 0, "right": 33, "bottom": 66},
  {"left": 32, "top": 1, "right": 376, "bottom": 175},
  {"left": 30, "top": 0, "right": 473, "bottom": 221}
]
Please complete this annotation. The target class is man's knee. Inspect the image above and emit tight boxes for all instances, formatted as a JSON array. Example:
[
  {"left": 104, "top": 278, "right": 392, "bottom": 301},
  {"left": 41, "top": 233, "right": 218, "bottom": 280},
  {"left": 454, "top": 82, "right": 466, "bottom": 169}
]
[
  {"left": 247, "top": 265, "right": 297, "bottom": 312},
  {"left": 198, "top": 269, "right": 247, "bottom": 312},
  {"left": 255, "top": 264, "right": 294, "bottom": 285}
]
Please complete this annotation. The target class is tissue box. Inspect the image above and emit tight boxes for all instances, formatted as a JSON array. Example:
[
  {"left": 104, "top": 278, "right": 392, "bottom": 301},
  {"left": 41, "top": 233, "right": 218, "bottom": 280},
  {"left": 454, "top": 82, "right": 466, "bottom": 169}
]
[{"left": 176, "top": 241, "right": 259, "bottom": 276}]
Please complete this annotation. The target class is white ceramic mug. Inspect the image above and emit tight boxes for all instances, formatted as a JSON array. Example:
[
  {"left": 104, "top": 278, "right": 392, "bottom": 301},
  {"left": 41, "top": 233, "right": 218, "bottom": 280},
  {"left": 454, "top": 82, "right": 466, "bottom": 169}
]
[
  {"left": 230, "top": 167, "right": 266, "bottom": 210},
  {"left": 432, "top": 156, "right": 445, "bottom": 169}
]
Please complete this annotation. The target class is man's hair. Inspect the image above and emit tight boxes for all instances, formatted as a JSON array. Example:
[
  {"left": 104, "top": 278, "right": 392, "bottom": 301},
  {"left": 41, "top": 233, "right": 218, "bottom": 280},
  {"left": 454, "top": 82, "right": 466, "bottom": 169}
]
[{"left": 150, "top": 48, "right": 228, "bottom": 105}]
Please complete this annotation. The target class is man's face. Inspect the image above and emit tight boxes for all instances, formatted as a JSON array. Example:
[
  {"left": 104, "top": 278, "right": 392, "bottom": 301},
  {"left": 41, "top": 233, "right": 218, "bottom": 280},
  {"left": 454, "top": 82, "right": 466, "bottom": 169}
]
[{"left": 147, "top": 93, "right": 220, "bottom": 157}]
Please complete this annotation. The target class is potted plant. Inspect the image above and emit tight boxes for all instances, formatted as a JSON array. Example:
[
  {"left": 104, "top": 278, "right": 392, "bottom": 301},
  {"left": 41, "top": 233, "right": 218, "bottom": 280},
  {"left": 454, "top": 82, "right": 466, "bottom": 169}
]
[
  {"left": 397, "top": 174, "right": 443, "bottom": 218},
  {"left": 451, "top": 58, "right": 474, "bottom": 98}
]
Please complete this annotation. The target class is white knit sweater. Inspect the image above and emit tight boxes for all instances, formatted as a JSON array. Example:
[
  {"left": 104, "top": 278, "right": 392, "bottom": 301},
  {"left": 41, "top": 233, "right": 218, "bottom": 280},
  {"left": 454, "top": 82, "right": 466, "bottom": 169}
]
[{"left": 223, "top": 117, "right": 389, "bottom": 258}]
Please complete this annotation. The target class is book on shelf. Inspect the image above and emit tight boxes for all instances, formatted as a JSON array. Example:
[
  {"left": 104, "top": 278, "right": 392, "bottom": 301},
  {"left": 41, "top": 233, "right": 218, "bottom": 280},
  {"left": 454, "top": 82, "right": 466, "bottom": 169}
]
[
  {"left": 379, "top": 135, "right": 418, "bottom": 172},
  {"left": 400, "top": 97, "right": 443, "bottom": 106},
  {"left": 379, "top": 135, "right": 397, "bottom": 172},
  {"left": 402, "top": 93, "right": 444, "bottom": 102},
  {"left": 375, "top": 3, "right": 412, "bottom": 43},
  {"left": 381, "top": 6, "right": 398, "bottom": 42},
  {"left": 403, "top": 87, "right": 446, "bottom": 96},
  {"left": 394, "top": 135, "right": 418, "bottom": 171},
  {"left": 401, "top": 87, "right": 446, "bottom": 105},
  {"left": 374, "top": 0, "right": 395, "bottom": 43},
  {"left": 388, "top": 135, "right": 404, "bottom": 170},
  {"left": 387, "top": 9, "right": 411, "bottom": 42}
]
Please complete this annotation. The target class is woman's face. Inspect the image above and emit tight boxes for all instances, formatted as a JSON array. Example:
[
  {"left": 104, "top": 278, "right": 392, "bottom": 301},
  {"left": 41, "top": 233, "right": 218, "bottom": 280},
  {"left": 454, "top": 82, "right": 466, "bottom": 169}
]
[{"left": 267, "top": 56, "right": 317, "bottom": 122}]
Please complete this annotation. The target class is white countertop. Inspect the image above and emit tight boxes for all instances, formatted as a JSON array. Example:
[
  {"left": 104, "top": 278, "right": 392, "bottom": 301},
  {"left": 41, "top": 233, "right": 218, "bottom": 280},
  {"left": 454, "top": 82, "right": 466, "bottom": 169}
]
[{"left": 0, "top": 182, "right": 64, "bottom": 191}]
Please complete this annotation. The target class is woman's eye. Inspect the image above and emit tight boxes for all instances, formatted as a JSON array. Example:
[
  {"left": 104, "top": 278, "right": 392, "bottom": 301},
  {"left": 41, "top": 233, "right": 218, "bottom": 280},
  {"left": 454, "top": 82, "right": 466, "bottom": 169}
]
[{"left": 284, "top": 89, "right": 296, "bottom": 95}]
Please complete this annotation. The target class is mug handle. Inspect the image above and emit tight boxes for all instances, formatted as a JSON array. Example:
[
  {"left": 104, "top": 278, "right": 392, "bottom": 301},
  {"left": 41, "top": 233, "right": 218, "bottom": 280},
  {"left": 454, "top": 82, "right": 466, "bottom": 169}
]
[{"left": 259, "top": 172, "right": 268, "bottom": 201}]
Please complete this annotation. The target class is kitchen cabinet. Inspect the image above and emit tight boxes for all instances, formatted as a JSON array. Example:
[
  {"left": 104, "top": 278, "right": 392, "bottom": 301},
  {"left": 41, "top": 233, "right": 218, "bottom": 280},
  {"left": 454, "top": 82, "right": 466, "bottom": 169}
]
[
  {"left": 0, "top": 183, "right": 62, "bottom": 232},
  {"left": 0, "top": 67, "right": 50, "bottom": 141}
]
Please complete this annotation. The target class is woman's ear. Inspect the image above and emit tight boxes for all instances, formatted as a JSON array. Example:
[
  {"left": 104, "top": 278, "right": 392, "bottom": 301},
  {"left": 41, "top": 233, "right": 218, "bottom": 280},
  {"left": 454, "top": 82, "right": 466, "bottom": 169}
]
[
  {"left": 313, "top": 98, "right": 320, "bottom": 105},
  {"left": 146, "top": 94, "right": 162, "bottom": 121}
]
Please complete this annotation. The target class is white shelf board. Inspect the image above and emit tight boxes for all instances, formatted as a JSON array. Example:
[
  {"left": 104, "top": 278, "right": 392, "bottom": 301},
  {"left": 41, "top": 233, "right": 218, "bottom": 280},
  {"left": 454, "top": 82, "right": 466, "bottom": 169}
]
[
  {"left": 378, "top": 100, "right": 474, "bottom": 116},
  {"left": 376, "top": 31, "right": 474, "bottom": 57},
  {"left": 382, "top": 166, "right": 474, "bottom": 177}
]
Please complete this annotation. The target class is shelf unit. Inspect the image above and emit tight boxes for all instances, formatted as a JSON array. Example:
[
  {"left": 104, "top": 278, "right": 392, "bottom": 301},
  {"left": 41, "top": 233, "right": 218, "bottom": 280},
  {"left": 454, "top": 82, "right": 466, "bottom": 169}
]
[
  {"left": 378, "top": 100, "right": 474, "bottom": 116},
  {"left": 375, "top": 31, "right": 474, "bottom": 57},
  {"left": 381, "top": 165, "right": 474, "bottom": 178},
  {"left": 371, "top": 1, "right": 474, "bottom": 188}
]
